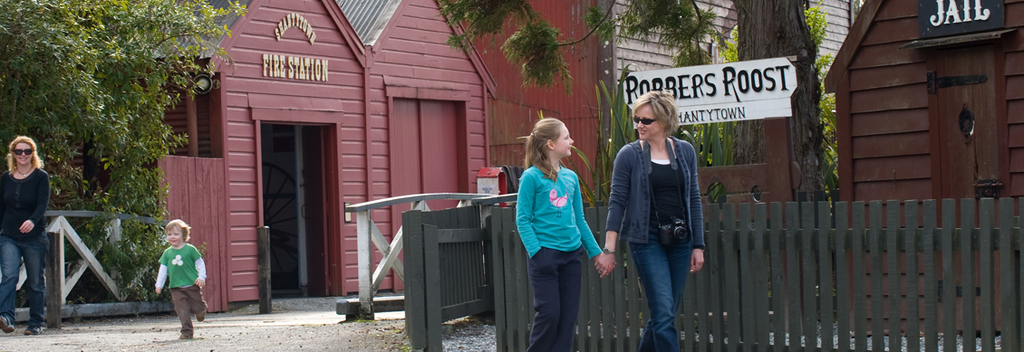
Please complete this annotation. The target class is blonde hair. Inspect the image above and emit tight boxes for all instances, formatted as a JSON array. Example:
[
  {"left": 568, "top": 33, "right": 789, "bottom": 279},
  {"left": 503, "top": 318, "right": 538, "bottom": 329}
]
[
  {"left": 166, "top": 219, "right": 192, "bottom": 242},
  {"left": 523, "top": 118, "right": 566, "bottom": 181},
  {"left": 633, "top": 90, "right": 680, "bottom": 135},
  {"left": 6, "top": 136, "right": 43, "bottom": 172}
]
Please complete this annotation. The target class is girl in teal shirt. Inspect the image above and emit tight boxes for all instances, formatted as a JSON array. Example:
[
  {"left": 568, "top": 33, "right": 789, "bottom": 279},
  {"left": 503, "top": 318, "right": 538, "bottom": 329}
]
[{"left": 515, "top": 118, "right": 616, "bottom": 352}]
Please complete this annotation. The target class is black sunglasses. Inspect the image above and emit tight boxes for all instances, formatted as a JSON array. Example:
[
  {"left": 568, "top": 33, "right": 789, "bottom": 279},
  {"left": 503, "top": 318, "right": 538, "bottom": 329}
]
[
  {"left": 13, "top": 149, "right": 32, "bottom": 156},
  {"left": 632, "top": 117, "right": 656, "bottom": 125}
]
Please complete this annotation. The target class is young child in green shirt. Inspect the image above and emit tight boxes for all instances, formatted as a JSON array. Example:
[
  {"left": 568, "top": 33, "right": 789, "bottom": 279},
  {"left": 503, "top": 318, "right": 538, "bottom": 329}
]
[{"left": 155, "top": 219, "right": 208, "bottom": 339}]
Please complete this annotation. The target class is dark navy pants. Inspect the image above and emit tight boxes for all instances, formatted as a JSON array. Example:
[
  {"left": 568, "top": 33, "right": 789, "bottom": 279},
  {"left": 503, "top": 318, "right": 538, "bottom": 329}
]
[{"left": 526, "top": 246, "right": 585, "bottom": 352}]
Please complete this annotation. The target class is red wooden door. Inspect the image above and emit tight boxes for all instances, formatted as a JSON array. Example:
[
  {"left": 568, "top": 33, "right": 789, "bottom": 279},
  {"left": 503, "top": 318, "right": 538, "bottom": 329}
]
[
  {"left": 388, "top": 98, "right": 463, "bottom": 291},
  {"left": 392, "top": 98, "right": 462, "bottom": 210},
  {"left": 935, "top": 45, "right": 1000, "bottom": 199}
]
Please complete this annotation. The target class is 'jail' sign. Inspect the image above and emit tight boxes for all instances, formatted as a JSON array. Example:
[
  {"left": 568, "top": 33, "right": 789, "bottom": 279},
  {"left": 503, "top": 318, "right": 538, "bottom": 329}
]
[{"left": 919, "top": 0, "right": 1004, "bottom": 38}]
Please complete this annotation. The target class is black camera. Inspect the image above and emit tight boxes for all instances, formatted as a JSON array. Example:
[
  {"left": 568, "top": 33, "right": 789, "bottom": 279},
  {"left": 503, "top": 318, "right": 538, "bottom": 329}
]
[{"left": 658, "top": 216, "right": 689, "bottom": 245}]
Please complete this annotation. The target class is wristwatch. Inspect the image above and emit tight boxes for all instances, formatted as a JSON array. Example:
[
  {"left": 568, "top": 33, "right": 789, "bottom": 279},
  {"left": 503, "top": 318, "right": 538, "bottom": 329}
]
[{"left": 602, "top": 247, "right": 614, "bottom": 254}]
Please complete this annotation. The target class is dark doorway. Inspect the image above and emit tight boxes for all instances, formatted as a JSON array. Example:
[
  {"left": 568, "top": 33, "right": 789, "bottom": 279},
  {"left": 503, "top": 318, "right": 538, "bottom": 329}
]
[{"left": 260, "top": 124, "right": 328, "bottom": 296}]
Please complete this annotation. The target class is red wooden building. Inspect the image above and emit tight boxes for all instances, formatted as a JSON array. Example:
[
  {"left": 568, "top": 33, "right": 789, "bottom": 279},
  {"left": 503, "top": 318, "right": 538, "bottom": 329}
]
[
  {"left": 162, "top": 0, "right": 493, "bottom": 311},
  {"left": 825, "top": 0, "right": 1024, "bottom": 202}
]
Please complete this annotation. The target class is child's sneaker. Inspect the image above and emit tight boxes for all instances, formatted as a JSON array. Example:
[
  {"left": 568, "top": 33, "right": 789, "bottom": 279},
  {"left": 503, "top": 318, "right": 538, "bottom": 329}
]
[
  {"left": 0, "top": 316, "right": 13, "bottom": 333},
  {"left": 179, "top": 333, "right": 193, "bottom": 339},
  {"left": 196, "top": 310, "right": 205, "bottom": 322},
  {"left": 23, "top": 326, "right": 42, "bottom": 335}
]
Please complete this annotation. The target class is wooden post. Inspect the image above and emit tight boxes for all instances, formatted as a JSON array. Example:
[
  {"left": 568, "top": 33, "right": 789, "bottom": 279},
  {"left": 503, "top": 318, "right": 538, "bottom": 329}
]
[
  {"left": 186, "top": 94, "right": 198, "bottom": 157},
  {"left": 45, "top": 231, "right": 62, "bottom": 329},
  {"left": 257, "top": 226, "right": 271, "bottom": 314},
  {"left": 763, "top": 117, "right": 796, "bottom": 202},
  {"left": 356, "top": 211, "right": 374, "bottom": 320}
]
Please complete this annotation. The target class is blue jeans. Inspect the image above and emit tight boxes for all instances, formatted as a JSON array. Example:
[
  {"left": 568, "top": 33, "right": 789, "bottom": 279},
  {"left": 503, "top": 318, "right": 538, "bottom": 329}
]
[
  {"left": 0, "top": 234, "right": 49, "bottom": 328},
  {"left": 526, "top": 246, "right": 584, "bottom": 352},
  {"left": 630, "top": 228, "right": 692, "bottom": 352}
]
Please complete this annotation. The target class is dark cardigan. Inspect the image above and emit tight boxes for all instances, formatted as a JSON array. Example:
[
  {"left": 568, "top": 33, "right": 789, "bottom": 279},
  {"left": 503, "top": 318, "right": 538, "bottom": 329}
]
[{"left": 605, "top": 137, "right": 705, "bottom": 249}]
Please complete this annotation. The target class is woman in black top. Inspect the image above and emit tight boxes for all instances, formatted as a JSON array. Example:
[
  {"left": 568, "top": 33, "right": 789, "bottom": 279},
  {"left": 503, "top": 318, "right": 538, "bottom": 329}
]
[
  {"left": 602, "top": 91, "right": 705, "bottom": 351},
  {"left": 0, "top": 136, "right": 51, "bottom": 335}
]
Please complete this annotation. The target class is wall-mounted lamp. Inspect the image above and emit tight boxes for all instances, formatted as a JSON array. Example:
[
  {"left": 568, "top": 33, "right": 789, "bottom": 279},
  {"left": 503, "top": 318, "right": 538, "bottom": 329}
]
[{"left": 193, "top": 73, "right": 213, "bottom": 95}]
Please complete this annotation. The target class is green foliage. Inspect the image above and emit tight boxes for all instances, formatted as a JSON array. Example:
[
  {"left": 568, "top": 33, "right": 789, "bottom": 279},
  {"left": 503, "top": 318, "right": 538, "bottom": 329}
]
[
  {"left": 805, "top": 6, "right": 839, "bottom": 192},
  {"left": 501, "top": 19, "right": 571, "bottom": 93},
  {"left": 0, "top": 0, "right": 245, "bottom": 301},
  {"left": 440, "top": 0, "right": 717, "bottom": 91}
]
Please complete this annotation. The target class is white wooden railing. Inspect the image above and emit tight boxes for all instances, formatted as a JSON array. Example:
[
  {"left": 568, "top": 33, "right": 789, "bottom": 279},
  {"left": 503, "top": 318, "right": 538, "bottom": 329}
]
[
  {"left": 345, "top": 193, "right": 516, "bottom": 319},
  {"left": 11, "top": 211, "right": 163, "bottom": 327}
]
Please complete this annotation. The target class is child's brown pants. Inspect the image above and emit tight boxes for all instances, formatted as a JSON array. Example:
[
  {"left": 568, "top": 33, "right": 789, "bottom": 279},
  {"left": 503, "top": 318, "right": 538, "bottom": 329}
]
[{"left": 170, "top": 285, "right": 207, "bottom": 336}]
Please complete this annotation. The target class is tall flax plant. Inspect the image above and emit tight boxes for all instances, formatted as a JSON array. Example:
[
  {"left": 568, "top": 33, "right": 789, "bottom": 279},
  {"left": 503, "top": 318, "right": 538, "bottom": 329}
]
[
  {"left": 569, "top": 68, "right": 637, "bottom": 207},
  {"left": 569, "top": 66, "right": 733, "bottom": 205}
]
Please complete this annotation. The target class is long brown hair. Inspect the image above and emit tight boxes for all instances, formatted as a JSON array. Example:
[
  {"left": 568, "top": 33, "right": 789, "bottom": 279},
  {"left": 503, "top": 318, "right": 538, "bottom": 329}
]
[
  {"left": 6, "top": 136, "right": 43, "bottom": 172},
  {"left": 523, "top": 118, "right": 565, "bottom": 181}
]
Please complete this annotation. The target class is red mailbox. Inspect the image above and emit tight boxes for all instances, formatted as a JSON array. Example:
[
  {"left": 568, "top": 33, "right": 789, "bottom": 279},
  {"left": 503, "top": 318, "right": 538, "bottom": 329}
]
[{"left": 476, "top": 167, "right": 506, "bottom": 195}]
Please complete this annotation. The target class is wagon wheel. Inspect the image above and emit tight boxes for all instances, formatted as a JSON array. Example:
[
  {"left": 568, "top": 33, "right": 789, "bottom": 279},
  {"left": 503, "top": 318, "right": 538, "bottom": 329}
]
[{"left": 262, "top": 162, "right": 300, "bottom": 274}]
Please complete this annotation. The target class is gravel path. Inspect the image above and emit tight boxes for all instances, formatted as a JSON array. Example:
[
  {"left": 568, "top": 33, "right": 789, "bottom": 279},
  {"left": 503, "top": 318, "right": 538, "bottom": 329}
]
[
  {"left": 442, "top": 314, "right": 497, "bottom": 351},
  {"left": 0, "top": 297, "right": 410, "bottom": 351}
]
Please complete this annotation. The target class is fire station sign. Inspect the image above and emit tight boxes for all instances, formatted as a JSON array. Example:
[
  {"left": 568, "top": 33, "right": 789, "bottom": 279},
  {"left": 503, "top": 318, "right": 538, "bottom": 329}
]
[
  {"left": 919, "top": 0, "right": 1004, "bottom": 38},
  {"left": 624, "top": 57, "right": 798, "bottom": 126}
]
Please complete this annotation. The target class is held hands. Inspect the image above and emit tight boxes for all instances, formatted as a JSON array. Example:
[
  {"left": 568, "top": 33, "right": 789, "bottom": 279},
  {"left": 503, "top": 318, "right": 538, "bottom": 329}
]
[
  {"left": 195, "top": 278, "right": 206, "bottom": 288},
  {"left": 690, "top": 248, "right": 705, "bottom": 273},
  {"left": 19, "top": 220, "right": 34, "bottom": 233},
  {"left": 594, "top": 252, "right": 617, "bottom": 278}
]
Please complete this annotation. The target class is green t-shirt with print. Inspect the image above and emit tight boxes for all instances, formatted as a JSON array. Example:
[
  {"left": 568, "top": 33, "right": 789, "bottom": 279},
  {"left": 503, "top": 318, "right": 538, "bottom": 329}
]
[{"left": 159, "top": 244, "right": 202, "bottom": 288}]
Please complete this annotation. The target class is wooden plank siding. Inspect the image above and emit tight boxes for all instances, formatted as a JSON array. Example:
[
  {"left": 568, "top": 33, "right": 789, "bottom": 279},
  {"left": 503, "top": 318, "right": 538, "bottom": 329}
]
[
  {"left": 165, "top": 92, "right": 214, "bottom": 157},
  {"left": 216, "top": 0, "right": 365, "bottom": 299},
  {"left": 160, "top": 156, "right": 228, "bottom": 312},
  {"left": 480, "top": 0, "right": 603, "bottom": 188},
  {"left": 1006, "top": 4, "right": 1024, "bottom": 197},
  {"left": 841, "top": 0, "right": 930, "bottom": 201}
]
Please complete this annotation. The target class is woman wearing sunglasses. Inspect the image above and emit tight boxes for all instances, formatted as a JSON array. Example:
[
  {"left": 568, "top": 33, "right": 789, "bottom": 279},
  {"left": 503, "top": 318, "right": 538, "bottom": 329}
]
[
  {"left": 601, "top": 90, "right": 704, "bottom": 351},
  {"left": 0, "top": 136, "right": 51, "bottom": 335}
]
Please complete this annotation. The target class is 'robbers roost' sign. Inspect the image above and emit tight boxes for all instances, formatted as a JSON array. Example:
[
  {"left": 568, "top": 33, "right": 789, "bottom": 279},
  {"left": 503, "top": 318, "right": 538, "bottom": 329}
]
[{"left": 624, "top": 57, "right": 798, "bottom": 126}]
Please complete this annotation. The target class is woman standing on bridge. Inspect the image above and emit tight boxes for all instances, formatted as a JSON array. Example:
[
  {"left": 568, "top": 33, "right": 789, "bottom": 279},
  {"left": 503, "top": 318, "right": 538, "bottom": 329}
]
[
  {"left": 604, "top": 90, "right": 705, "bottom": 351},
  {"left": 0, "top": 136, "right": 51, "bottom": 336}
]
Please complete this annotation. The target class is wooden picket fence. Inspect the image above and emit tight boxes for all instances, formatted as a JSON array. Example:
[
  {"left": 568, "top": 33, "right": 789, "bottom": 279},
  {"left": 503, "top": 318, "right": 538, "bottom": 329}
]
[{"left": 486, "top": 197, "right": 1022, "bottom": 352}]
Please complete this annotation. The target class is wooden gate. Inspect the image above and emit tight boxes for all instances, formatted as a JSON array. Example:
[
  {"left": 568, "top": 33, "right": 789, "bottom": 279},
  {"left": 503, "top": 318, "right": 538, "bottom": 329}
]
[{"left": 403, "top": 206, "right": 494, "bottom": 351}]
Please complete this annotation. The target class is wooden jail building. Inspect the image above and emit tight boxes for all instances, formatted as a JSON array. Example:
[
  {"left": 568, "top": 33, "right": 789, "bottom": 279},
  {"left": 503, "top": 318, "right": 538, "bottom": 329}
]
[{"left": 825, "top": 0, "right": 1024, "bottom": 202}]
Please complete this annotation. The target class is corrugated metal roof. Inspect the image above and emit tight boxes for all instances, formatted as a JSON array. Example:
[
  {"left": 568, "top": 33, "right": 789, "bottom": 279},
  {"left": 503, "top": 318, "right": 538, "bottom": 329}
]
[
  {"left": 336, "top": 0, "right": 403, "bottom": 46},
  {"left": 211, "top": 0, "right": 253, "bottom": 46}
]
